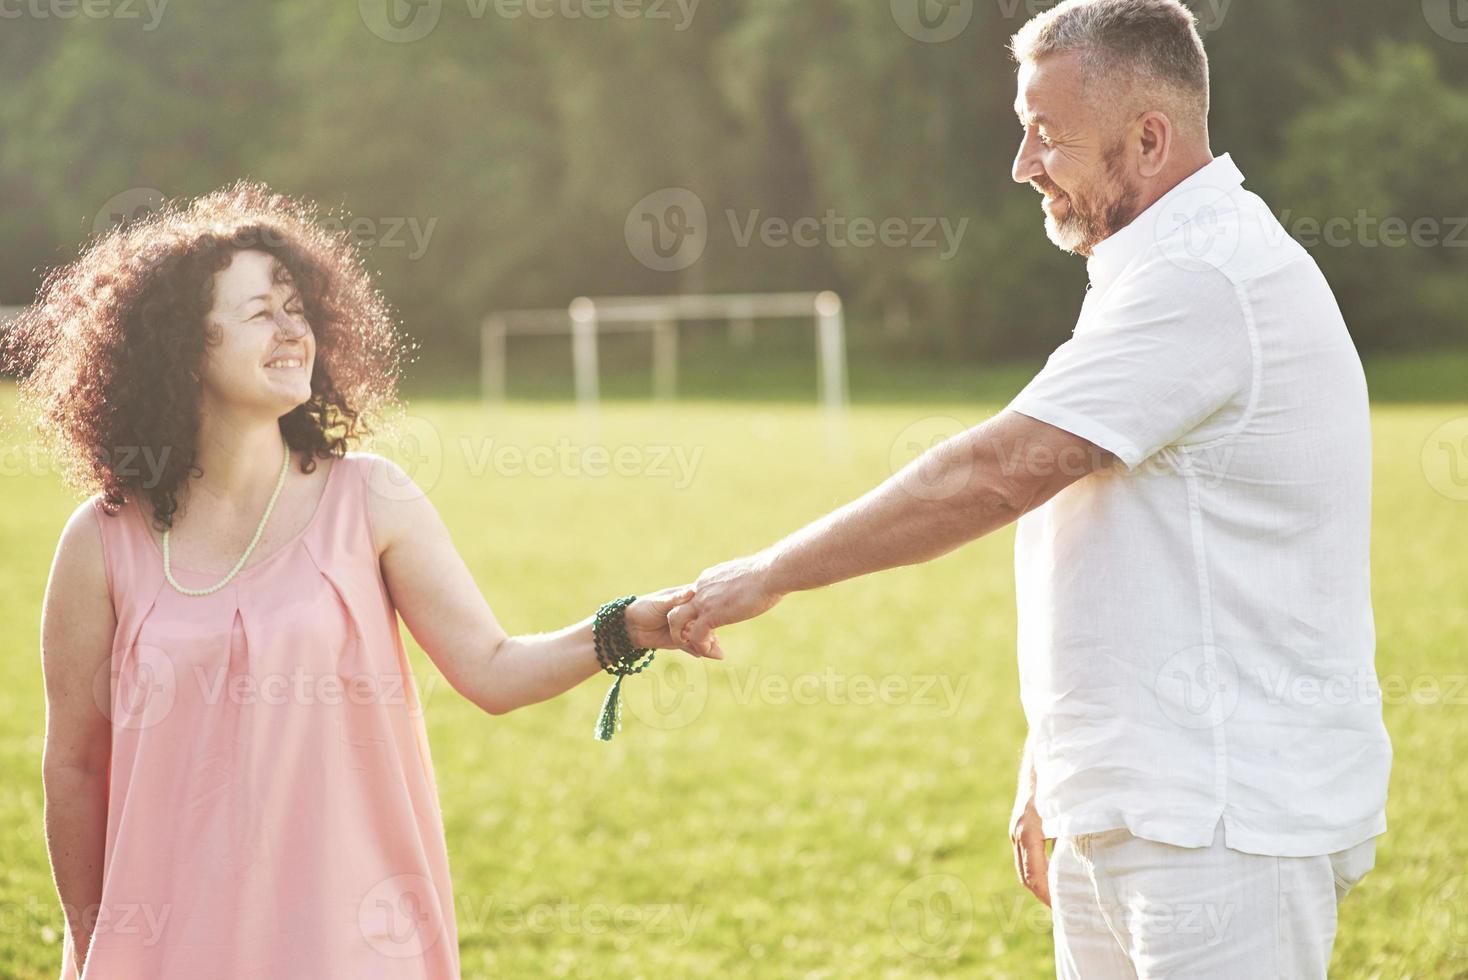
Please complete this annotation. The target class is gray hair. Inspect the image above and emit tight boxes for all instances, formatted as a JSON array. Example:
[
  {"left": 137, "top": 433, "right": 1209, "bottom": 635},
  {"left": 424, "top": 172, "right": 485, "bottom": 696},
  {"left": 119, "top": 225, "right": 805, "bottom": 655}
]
[{"left": 1010, "top": 0, "right": 1210, "bottom": 137}]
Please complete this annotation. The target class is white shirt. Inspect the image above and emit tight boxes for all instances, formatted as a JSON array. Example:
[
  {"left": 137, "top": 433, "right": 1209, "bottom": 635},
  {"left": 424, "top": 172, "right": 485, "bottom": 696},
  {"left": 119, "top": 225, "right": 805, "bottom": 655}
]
[{"left": 1007, "top": 153, "right": 1391, "bottom": 857}]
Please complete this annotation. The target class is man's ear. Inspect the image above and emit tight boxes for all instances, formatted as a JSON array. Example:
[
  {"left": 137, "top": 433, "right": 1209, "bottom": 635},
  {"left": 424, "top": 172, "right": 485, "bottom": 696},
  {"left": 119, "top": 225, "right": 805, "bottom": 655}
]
[{"left": 1135, "top": 111, "right": 1173, "bottom": 179}]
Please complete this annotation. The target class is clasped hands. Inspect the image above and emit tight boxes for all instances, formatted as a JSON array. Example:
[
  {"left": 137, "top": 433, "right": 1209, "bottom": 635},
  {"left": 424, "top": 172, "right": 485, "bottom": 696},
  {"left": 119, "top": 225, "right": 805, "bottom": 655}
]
[{"left": 621, "top": 551, "right": 785, "bottom": 661}]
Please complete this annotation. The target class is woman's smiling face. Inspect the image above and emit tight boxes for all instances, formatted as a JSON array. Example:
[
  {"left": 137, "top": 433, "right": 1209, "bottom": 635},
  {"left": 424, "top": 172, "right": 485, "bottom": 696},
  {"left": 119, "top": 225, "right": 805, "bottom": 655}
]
[{"left": 200, "top": 249, "right": 316, "bottom": 418}]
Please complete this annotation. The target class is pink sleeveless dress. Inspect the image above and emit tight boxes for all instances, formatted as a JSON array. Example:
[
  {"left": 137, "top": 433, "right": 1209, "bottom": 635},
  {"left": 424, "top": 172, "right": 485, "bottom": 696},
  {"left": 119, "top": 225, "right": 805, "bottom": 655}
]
[{"left": 62, "top": 452, "right": 460, "bottom": 979}]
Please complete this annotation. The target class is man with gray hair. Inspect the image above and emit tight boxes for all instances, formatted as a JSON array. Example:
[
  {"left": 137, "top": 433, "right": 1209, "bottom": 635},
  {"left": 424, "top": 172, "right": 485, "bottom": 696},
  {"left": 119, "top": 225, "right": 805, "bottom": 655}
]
[{"left": 668, "top": 1, "right": 1389, "bottom": 974}]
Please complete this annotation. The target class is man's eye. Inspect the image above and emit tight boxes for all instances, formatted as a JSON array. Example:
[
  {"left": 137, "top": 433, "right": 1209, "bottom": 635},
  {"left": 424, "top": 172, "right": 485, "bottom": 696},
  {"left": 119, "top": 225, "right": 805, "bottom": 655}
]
[{"left": 1038, "top": 132, "right": 1054, "bottom": 147}]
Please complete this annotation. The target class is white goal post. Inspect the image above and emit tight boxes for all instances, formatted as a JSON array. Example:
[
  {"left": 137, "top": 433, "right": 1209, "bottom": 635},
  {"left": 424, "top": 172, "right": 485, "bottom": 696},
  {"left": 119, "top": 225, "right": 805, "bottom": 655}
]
[{"left": 480, "top": 291, "right": 848, "bottom": 411}]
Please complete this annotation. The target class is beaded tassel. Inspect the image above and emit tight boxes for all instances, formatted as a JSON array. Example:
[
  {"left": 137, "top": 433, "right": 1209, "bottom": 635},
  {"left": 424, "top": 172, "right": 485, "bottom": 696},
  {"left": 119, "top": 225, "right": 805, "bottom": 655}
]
[{"left": 594, "top": 676, "right": 625, "bottom": 742}]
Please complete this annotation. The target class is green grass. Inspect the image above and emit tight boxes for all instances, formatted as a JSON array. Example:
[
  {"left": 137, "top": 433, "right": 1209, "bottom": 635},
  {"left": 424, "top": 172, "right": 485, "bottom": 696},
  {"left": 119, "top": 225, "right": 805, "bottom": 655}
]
[{"left": 1, "top": 382, "right": 1466, "bottom": 977}]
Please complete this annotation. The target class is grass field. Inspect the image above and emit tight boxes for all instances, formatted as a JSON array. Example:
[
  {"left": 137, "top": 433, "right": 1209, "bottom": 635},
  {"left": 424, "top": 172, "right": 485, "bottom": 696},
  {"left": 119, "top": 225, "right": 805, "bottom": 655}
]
[{"left": 1, "top": 375, "right": 1466, "bottom": 978}]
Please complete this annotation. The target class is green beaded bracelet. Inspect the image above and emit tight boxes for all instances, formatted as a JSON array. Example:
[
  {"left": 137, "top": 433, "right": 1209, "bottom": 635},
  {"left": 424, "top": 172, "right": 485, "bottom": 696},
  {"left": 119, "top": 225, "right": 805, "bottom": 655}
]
[{"left": 592, "top": 596, "right": 656, "bottom": 742}]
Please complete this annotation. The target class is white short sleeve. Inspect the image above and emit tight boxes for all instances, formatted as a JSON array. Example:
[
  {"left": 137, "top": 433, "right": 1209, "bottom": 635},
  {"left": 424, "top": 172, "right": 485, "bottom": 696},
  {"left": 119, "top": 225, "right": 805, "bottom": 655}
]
[{"left": 1007, "top": 260, "right": 1254, "bottom": 470}]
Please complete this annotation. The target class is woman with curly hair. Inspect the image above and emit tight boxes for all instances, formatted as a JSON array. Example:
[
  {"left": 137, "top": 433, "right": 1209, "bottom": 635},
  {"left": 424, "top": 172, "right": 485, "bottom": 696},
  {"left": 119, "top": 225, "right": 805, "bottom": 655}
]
[{"left": 6, "top": 182, "right": 714, "bottom": 979}]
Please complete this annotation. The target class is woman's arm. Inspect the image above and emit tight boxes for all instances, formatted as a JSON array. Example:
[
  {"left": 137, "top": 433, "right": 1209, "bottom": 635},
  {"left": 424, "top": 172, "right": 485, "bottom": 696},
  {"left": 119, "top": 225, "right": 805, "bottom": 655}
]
[
  {"left": 41, "top": 502, "right": 117, "bottom": 974},
  {"left": 365, "top": 456, "right": 707, "bottom": 717}
]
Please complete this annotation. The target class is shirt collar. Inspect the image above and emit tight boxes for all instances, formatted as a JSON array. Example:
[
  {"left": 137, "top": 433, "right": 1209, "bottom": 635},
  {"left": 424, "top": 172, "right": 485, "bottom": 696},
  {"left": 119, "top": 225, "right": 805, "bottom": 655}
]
[{"left": 1086, "top": 152, "right": 1245, "bottom": 293}]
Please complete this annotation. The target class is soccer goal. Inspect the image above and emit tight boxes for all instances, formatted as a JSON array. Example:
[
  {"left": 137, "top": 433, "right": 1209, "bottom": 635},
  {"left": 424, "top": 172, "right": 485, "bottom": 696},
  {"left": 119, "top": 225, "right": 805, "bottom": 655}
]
[{"left": 480, "top": 292, "right": 848, "bottom": 411}]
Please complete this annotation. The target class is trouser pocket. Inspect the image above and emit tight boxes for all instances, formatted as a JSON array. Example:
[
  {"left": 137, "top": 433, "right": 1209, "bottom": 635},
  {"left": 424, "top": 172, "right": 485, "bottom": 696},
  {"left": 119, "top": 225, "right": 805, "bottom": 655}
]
[{"left": 1329, "top": 837, "right": 1377, "bottom": 901}]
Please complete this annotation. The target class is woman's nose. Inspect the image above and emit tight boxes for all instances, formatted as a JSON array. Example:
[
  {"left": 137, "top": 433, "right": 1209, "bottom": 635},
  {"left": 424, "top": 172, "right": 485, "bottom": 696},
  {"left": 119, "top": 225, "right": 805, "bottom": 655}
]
[{"left": 273, "top": 311, "right": 309, "bottom": 339}]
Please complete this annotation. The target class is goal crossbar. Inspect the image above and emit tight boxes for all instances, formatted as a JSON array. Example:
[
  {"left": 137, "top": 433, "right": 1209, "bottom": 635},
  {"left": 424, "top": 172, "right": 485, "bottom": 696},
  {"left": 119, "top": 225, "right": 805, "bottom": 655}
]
[{"left": 481, "top": 292, "right": 847, "bottom": 410}]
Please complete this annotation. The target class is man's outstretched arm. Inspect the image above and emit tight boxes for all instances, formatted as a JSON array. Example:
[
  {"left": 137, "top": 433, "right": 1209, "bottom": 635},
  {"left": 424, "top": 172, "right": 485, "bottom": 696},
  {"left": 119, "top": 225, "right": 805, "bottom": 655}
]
[{"left": 666, "top": 410, "right": 1111, "bottom": 655}]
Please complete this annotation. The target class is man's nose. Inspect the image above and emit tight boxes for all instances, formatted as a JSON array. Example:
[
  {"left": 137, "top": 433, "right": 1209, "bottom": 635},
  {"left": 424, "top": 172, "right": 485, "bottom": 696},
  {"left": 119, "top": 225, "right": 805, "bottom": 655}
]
[{"left": 1013, "top": 133, "right": 1043, "bottom": 185}]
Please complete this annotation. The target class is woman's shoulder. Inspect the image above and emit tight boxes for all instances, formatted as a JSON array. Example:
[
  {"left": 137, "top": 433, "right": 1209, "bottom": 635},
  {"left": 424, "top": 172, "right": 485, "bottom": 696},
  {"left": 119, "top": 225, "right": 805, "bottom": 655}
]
[
  {"left": 53, "top": 494, "right": 114, "bottom": 606},
  {"left": 337, "top": 450, "right": 432, "bottom": 557}
]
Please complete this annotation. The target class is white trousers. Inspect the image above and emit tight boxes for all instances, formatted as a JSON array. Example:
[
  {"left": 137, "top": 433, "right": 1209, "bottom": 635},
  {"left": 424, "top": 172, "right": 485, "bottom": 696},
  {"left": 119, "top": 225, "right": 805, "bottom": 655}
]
[{"left": 1048, "top": 821, "right": 1376, "bottom": 979}]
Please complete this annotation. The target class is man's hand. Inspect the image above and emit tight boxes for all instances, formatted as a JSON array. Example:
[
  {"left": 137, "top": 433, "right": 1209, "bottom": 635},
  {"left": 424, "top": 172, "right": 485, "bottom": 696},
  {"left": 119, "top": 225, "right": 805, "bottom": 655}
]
[
  {"left": 664, "top": 553, "right": 785, "bottom": 657},
  {"left": 1010, "top": 793, "right": 1053, "bottom": 907},
  {"left": 625, "top": 586, "right": 723, "bottom": 659}
]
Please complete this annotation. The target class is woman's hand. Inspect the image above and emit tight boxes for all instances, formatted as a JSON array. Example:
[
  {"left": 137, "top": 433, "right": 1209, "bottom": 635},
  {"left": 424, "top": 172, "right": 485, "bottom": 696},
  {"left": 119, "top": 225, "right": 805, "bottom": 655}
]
[{"left": 626, "top": 586, "right": 724, "bottom": 659}]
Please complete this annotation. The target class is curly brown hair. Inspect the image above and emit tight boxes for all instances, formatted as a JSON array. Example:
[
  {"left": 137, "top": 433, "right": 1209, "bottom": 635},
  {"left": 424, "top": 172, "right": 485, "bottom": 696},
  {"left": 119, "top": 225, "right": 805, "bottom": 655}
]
[{"left": 2, "top": 181, "right": 413, "bottom": 529}]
